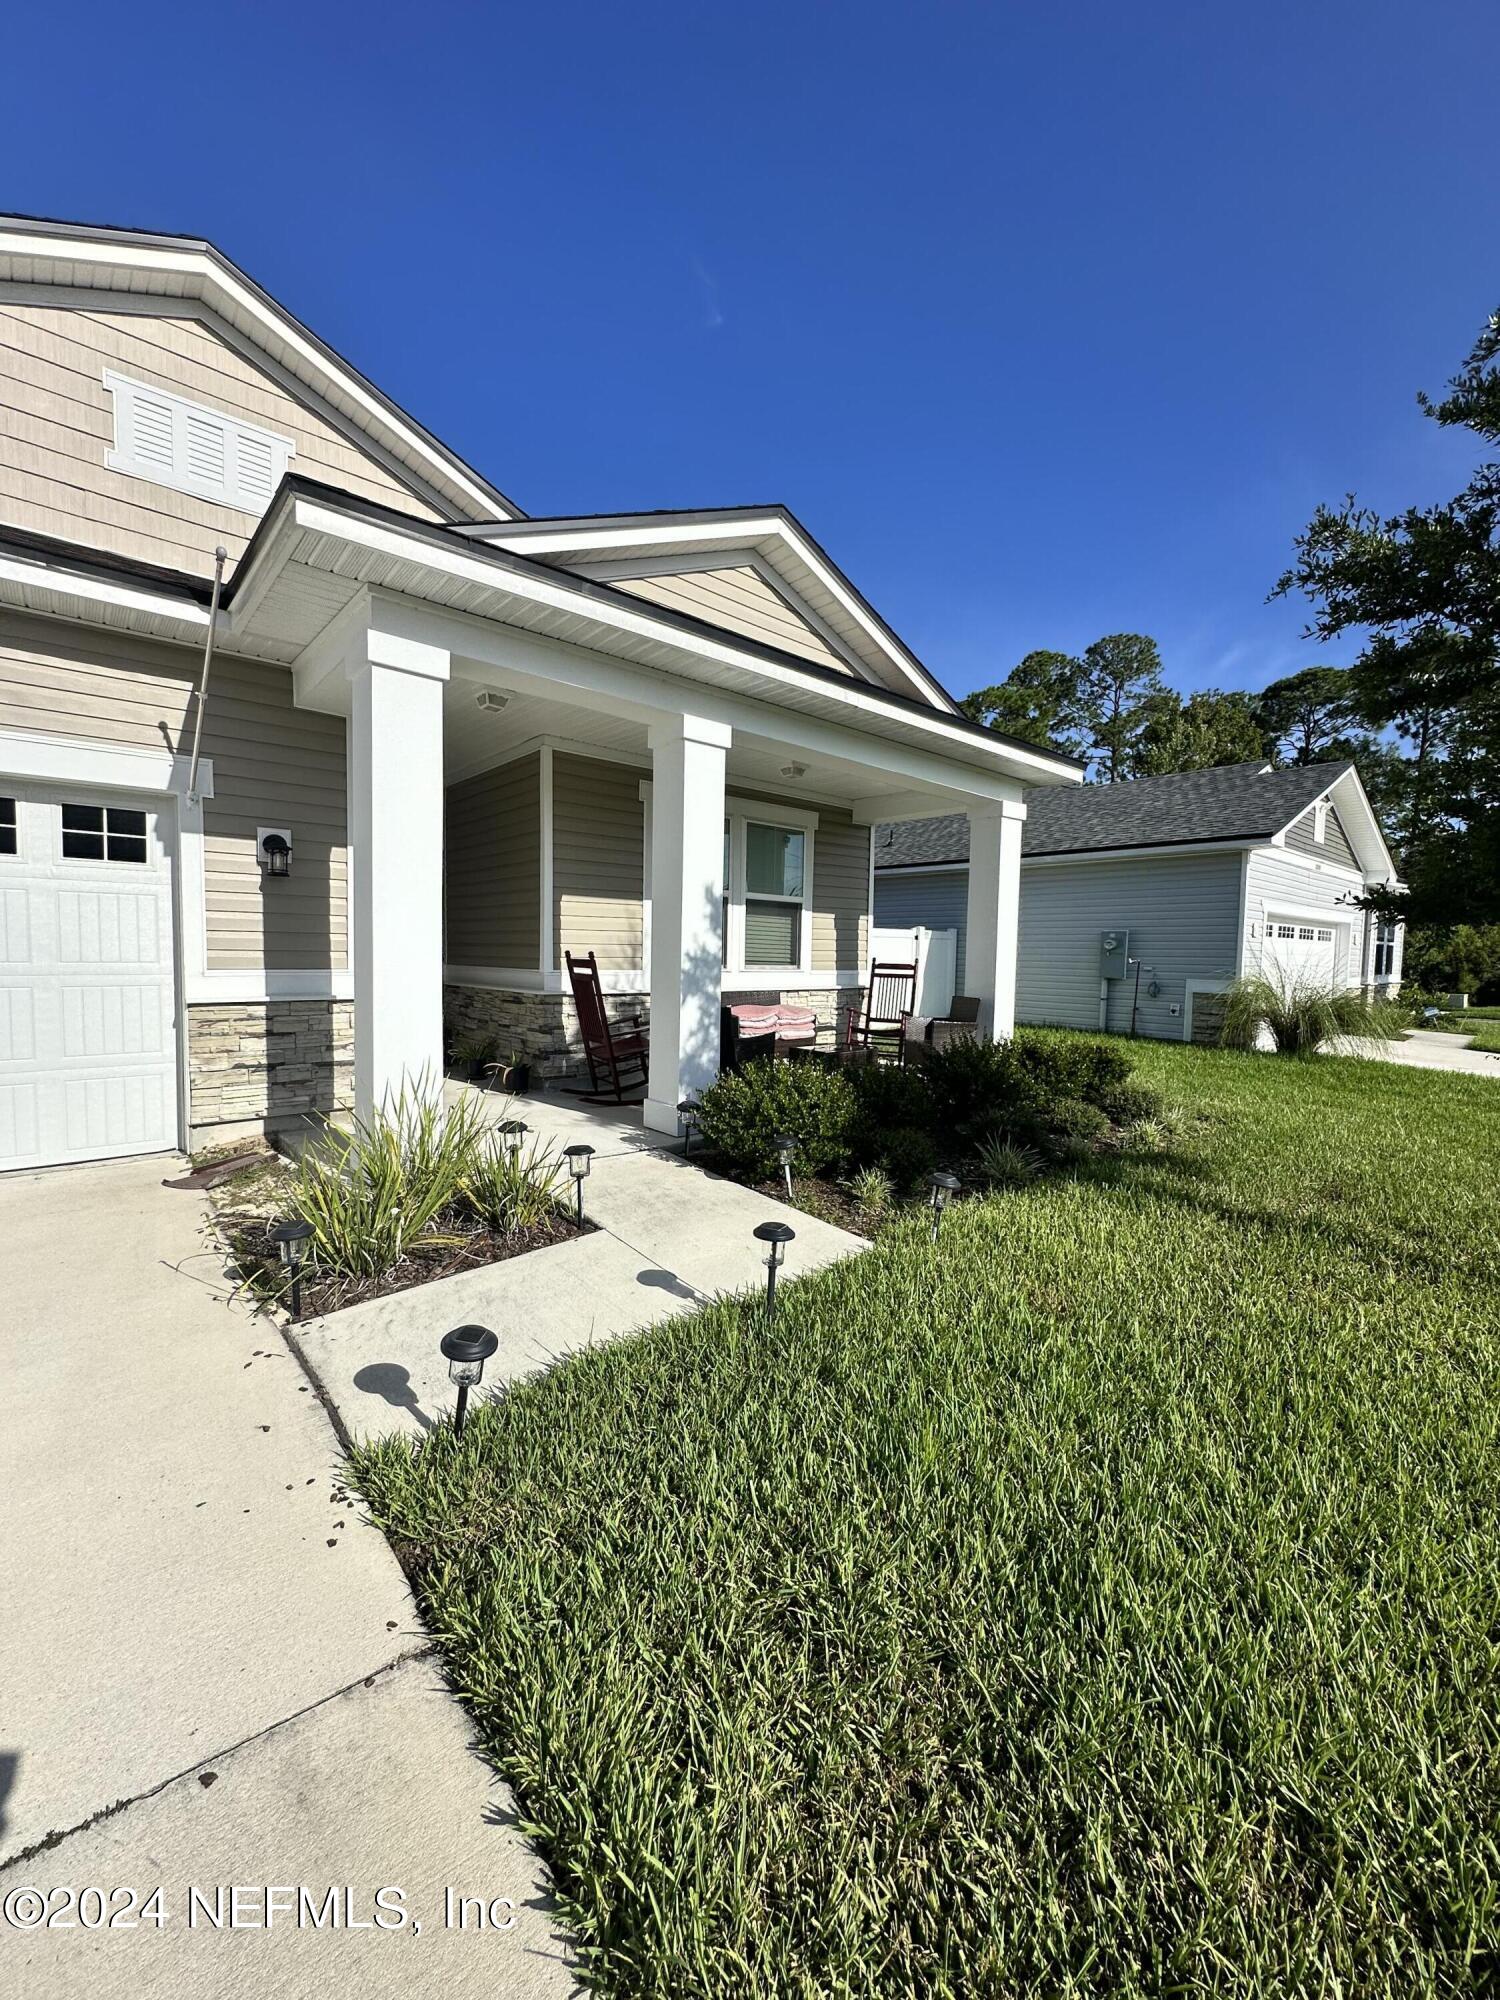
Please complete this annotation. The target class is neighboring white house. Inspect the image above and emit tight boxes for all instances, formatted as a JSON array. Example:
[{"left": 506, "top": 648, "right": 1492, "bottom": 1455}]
[
  {"left": 0, "top": 213, "right": 1084, "bottom": 1171},
  {"left": 875, "top": 761, "right": 1404, "bottom": 1042}
]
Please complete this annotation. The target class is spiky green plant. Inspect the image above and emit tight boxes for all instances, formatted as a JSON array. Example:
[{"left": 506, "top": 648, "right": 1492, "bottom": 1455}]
[
  {"left": 463, "top": 1134, "right": 569, "bottom": 1235},
  {"left": 290, "top": 1083, "right": 488, "bottom": 1278},
  {"left": 1220, "top": 973, "right": 1402, "bottom": 1057},
  {"left": 845, "top": 1162, "right": 896, "bottom": 1223},
  {"left": 974, "top": 1132, "right": 1044, "bottom": 1187}
]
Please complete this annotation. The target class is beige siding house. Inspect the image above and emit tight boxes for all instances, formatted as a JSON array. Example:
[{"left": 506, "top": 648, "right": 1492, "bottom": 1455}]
[{"left": 0, "top": 214, "right": 1082, "bottom": 1171}]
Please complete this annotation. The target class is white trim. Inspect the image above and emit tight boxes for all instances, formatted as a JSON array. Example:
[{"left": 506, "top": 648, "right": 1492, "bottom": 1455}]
[
  {"left": 573, "top": 547, "right": 879, "bottom": 686},
  {"left": 447, "top": 730, "right": 648, "bottom": 789},
  {"left": 473, "top": 511, "right": 955, "bottom": 712},
  {"left": 0, "top": 228, "right": 512, "bottom": 520},
  {"left": 538, "top": 745, "right": 555, "bottom": 977},
  {"left": 185, "top": 969, "right": 354, "bottom": 1004},
  {"left": 1183, "top": 980, "right": 1230, "bottom": 1043},
  {"left": 443, "top": 965, "right": 546, "bottom": 991},
  {"left": 0, "top": 727, "right": 212, "bottom": 800},
  {"left": 104, "top": 369, "right": 295, "bottom": 516},
  {"left": 1261, "top": 899, "right": 1356, "bottom": 929},
  {"left": 273, "top": 503, "right": 1077, "bottom": 790},
  {"left": 0, "top": 553, "right": 214, "bottom": 632},
  {"left": 1233, "top": 849, "right": 1251, "bottom": 978}
]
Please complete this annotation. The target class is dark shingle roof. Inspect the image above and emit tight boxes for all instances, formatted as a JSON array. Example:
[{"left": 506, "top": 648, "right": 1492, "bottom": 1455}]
[{"left": 874, "top": 761, "right": 1352, "bottom": 868}]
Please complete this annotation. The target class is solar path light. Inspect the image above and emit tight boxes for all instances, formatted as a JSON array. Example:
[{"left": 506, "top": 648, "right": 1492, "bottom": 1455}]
[
  {"left": 926, "top": 1171, "right": 961, "bottom": 1244},
  {"left": 439, "top": 1324, "right": 499, "bottom": 1438},
  {"left": 269, "top": 1218, "right": 313, "bottom": 1321},
  {"left": 564, "top": 1144, "right": 594, "bottom": 1222},
  {"left": 752, "top": 1220, "right": 795, "bottom": 1317},
  {"left": 774, "top": 1131, "right": 797, "bottom": 1200}
]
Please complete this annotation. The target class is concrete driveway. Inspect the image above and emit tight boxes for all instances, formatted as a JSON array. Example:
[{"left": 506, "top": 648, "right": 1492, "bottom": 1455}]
[
  {"left": 1331, "top": 1027, "right": 1500, "bottom": 1077},
  {"left": 0, "top": 1155, "right": 574, "bottom": 1997}
]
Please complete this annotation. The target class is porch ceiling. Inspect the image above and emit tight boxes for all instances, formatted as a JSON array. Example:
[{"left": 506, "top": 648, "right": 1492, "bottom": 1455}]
[{"left": 440, "top": 677, "right": 959, "bottom": 816}]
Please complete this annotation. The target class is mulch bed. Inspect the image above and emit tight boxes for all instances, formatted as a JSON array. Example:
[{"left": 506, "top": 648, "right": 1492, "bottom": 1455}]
[{"left": 223, "top": 1205, "right": 593, "bottom": 1318}]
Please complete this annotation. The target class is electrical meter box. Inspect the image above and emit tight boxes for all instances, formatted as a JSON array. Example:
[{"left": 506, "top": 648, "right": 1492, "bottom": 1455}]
[{"left": 1099, "top": 929, "right": 1130, "bottom": 980}]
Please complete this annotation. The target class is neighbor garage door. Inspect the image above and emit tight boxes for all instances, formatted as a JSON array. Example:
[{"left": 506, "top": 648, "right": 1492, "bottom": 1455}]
[
  {"left": 0, "top": 786, "right": 178, "bottom": 1170},
  {"left": 1263, "top": 915, "right": 1342, "bottom": 989}
]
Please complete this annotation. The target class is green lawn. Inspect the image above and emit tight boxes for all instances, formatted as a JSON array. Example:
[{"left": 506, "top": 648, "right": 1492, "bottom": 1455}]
[{"left": 352, "top": 1044, "right": 1500, "bottom": 1997}]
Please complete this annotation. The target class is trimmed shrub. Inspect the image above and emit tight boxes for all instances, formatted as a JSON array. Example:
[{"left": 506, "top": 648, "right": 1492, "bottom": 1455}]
[
  {"left": 1093, "top": 1077, "right": 1164, "bottom": 1127},
  {"left": 875, "top": 1125, "right": 939, "bottom": 1191},
  {"left": 847, "top": 1058, "right": 937, "bottom": 1169},
  {"left": 1010, "top": 1028, "right": 1134, "bottom": 1107},
  {"left": 1046, "top": 1097, "right": 1112, "bottom": 1144},
  {"left": 696, "top": 1058, "right": 856, "bottom": 1179}
]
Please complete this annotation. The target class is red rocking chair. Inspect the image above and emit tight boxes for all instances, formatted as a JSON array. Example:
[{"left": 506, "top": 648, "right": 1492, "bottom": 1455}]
[
  {"left": 845, "top": 960, "right": 918, "bottom": 1063},
  {"left": 565, "top": 950, "right": 649, "bottom": 1102}
]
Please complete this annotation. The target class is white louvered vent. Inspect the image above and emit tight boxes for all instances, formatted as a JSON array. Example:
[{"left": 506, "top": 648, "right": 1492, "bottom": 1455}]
[{"left": 104, "top": 371, "right": 294, "bottom": 516}]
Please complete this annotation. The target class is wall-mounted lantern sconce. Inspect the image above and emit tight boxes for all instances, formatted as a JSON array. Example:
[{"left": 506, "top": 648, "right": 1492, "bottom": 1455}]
[
  {"left": 258, "top": 827, "right": 293, "bottom": 878},
  {"left": 440, "top": 1323, "right": 499, "bottom": 1437},
  {"left": 753, "top": 1220, "right": 795, "bottom": 1316},
  {"left": 926, "top": 1171, "right": 960, "bottom": 1244}
]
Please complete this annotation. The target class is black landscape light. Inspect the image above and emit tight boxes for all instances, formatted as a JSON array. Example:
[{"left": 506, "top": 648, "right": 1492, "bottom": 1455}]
[
  {"left": 564, "top": 1143, "right": 594, "bottom": 1222},
  {"left": 439, "top": 1323, "right": 499, "bottom": 1438},
  {"left": 269, "top": 1217, "right": 313, "bottom": 1320},
  {"left": 753, "top": 1220, "right": 795, "bottom": 1317},
  {"left": 499, "top": 1118, "right": 527, "bottom": 1157},
  {"left": 677, "top": 1098, "right": 701, "bottom": 1156},
  {"left": 774, "top": 1131, "right": 797, "bottom": 1200},
  {"left": 926, "top": 1171, "right": 961, "bottom": 1244}
]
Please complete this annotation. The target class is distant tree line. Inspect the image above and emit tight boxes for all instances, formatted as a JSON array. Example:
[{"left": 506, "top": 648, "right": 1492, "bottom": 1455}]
[{"left": 962, "top": 302, "right": 1500, "bottom": 960}]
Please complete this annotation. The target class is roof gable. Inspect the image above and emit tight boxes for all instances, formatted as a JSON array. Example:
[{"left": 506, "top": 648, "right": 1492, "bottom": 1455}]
[
  {"left": 0, "top": 214, "right": 518, "bottom": 525},
  {"left": 459, "top": 506, "right": 962, "bottom": 713}
]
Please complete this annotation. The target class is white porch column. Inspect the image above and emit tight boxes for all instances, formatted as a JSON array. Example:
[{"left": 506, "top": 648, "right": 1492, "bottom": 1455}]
[
  {"left": 964, "top": 798, "right": 1027, "bottom": 1040},
  {"left": 347, "top": 629, "right": 449, "bottom": 1120},
  {"left": 644, "top": 714, "right": 731, "bottom": 1133}
]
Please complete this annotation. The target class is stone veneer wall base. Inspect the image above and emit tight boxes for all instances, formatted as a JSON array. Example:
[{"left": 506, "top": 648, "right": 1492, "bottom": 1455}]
[
  {"left": 444, "top": 982, "right": 867, "bottom": 1084},
  {"left": 188, "top": 999, "right": 354, "bottom": 1145}
]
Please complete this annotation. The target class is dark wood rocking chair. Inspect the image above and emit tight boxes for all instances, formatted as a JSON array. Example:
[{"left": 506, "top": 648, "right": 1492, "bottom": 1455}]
[
  {"left": 845, "top": 959, "right": 919, "bottom": 1063},
  {"left": 565, "top": 950, "right": 649, "bottom": 1102}
]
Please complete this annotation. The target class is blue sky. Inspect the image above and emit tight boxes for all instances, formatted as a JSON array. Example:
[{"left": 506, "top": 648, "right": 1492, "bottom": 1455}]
[{"left": 3, "top": 2, "right": 1495, "bottom": 704}]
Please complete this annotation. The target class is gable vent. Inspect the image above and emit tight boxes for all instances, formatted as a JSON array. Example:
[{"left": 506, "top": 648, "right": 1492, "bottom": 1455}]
[{"left": 105, "top": 371, "right": 294, "bottom": 517}]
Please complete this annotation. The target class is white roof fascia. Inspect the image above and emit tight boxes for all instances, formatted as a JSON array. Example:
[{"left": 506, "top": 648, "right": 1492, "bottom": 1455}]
[{"left": 0, "top": 219, "right": 515, "bottom": 523}]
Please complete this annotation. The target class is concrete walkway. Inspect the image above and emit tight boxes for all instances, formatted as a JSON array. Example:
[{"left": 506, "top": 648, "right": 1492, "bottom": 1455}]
[
  {"left": 294, "top": 1082, "right": 866, "bottom": 1443},
  {"left": 0, "top": 1155, "right": 574, "bottom": 1998},
  {"left": 1331, "top": 1027, "right": 1500, "bottom": 1077}
]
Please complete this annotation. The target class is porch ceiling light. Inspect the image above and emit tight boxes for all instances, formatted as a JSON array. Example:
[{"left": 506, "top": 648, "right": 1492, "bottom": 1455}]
[
  {"left": 753, "top": 1219, "right": 795, "bottom": 1317},
  {"left": 259, "top": 831, "right": 291, "bottom": 878},
  {"left": 439, "top": 1323, "right": 499, "bottom": 1438},
  {"left": 269, "top": 1217, "right": 313, "bottom": 1320},
  {"left": 926, "top": 1171, "right": 961, "bottom": 1244},
  {"left": 774, "top": 1130, "right": 796, "bottom": 1199},
  {"left": 475, "top": 690, "right": 510, "bottom": 712},
  {"left": 564, "top": 1143, "right": 595, "bottom": 1222},
  {"left": 779, "top": 761, "right": 807, "bottom": 779}
]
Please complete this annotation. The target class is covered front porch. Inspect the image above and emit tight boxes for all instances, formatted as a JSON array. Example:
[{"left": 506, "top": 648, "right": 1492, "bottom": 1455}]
[{"left": 228, "top": 486, "right": 1081, "bottom": 1133}]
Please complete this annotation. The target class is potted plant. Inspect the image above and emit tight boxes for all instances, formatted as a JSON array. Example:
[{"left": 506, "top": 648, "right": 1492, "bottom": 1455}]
[
  {"left": 449, "top": 1030, "right": 498, "bottom": 1082},
  {"left": 489, "top": 1047, "right": 530, "bottom": 1094}
]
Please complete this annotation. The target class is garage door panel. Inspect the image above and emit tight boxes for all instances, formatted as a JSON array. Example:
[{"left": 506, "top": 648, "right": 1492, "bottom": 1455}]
[
  {"left": 59, "top": 1070, "right": 172, "bottom": 1155},
  {"left": 57, "top": 887, "right": 167, "bottom": 968},
  {"left": 60, "top": 980, "right": 172, "bottom": 1061},
  {"left": 0, "top": 887, "right": 31, "bottom": 962},
  {"left": 0, "top": 985, "right": 37, "bottom": 1060},
  {"left": 0, "top": 1079, "right": 42, "bottom": 1161}
]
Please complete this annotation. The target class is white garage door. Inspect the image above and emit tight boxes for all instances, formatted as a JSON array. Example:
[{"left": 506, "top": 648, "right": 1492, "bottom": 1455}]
[
  {"left": 1264, "top": 916, "right": 1341, "bottom": 989},
  {"left": 0, "top": 786, "right": 178, "bottom": 1171}
]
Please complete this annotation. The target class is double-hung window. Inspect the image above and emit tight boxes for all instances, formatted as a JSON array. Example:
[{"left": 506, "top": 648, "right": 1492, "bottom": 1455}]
[
  {"left": 720, "top": 808, "right": 815, "bottom": 978},
  {"left": 1374, "top": 921, "right": 1398, "bottom": 980}
]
